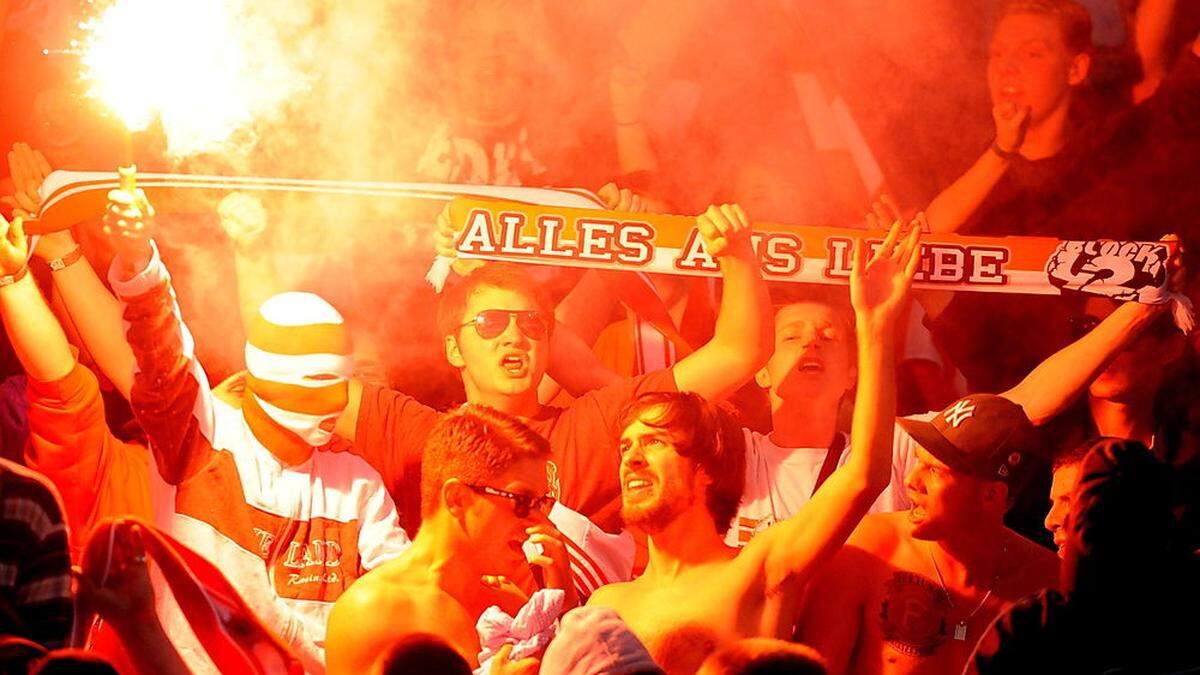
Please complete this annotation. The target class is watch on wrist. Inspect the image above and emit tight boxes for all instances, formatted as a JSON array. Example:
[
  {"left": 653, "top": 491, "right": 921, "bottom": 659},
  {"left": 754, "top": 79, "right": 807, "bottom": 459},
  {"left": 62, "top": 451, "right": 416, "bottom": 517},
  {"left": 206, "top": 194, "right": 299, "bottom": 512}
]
[{"left": 0, "top": 265, "right": 29, "bottom": 287}]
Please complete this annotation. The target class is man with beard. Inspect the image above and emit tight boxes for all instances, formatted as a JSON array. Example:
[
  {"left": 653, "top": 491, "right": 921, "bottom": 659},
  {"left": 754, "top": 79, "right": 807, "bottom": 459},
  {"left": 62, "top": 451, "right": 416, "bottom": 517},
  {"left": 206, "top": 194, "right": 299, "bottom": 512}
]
[
  {"left": 326, "top": 406, "right": 567, "bottom": 673},
  {"left": 586, "top": 221, "right": 922, "bottom": 673}
]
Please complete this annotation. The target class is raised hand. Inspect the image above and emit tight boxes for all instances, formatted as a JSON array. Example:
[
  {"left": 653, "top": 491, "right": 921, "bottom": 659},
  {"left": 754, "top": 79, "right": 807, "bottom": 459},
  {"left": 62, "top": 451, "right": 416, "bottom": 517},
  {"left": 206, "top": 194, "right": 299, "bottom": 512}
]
[
  {"left": 1, "top": 142, "right": 53, "bottom": 217},
  {"left": 216, "top": 191, "right": 268, "bottom": 250},
  {"left": 992, "top": 102, "right": 1031, "bottom": 155},
  {"left": 597, "top": 182, "right": 645, "bottom": 213},
  {"left": 524, "top": 518, "right": 579, "bottom": 609},
  {"left": 850, "top": 214, "right": 922, "bottom": 329},
  {"left": 696, "top": 203, "right": 754, "bottom": 260},
  {"left": 102, "top": 171, "right": 156, "bottom": 276},
  {"left": 0, "top": 213, "right": 29, "bottom": 277},
  {"left": 434, "top": 202, "right": 484, "bottom": 276}
]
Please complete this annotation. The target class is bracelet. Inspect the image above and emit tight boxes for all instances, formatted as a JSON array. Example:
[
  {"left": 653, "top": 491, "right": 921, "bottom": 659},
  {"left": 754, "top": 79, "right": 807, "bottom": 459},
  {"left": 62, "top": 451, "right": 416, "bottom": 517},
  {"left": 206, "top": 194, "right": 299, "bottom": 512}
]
[
  {"left": 46, "top": 247, "right": 84, "bottom": 272},
  {"left": 615, "top": 118, "right": 644, "bottom": 127},
  {"left": 0, "top": 266, "right": 28, "bottom": 287},
  {"left": 991, "top": 141, "right": 1022, "bottom": 161}
]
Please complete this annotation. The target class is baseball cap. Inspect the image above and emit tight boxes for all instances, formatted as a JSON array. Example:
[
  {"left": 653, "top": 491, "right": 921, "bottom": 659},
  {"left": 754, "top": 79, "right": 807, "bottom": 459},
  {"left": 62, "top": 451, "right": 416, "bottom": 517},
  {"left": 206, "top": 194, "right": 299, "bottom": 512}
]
[{"left": 897, "top": 394, "right": 1037, "bottom": 487}]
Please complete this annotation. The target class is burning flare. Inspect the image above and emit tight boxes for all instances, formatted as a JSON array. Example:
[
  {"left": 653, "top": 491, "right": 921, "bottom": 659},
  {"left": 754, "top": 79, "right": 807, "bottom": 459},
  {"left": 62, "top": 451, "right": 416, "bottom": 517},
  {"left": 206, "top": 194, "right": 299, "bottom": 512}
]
[{"left": 80, "top": 0, "right": 308, "bottom": 158}]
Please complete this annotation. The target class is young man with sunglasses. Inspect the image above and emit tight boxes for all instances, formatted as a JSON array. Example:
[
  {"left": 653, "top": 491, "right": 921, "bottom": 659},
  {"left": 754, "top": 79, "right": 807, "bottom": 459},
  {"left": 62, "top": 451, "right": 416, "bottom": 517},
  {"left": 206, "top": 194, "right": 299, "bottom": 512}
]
[
  {"left": 334, "top": 204, "right": 772, "bottom": 587},
  {"left": 326, "top": 406, "right": 567, "bottom": 673}
]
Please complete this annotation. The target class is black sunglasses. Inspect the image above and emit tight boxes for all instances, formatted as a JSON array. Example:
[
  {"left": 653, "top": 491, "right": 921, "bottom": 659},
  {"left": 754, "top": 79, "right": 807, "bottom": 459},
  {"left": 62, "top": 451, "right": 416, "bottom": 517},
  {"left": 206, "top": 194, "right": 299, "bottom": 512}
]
[
  {"left": 464, "top": 483, "right": 555, "bottom": 518},
  {"left": 459, "top": 310, "right": 550, "bottom": 341}
]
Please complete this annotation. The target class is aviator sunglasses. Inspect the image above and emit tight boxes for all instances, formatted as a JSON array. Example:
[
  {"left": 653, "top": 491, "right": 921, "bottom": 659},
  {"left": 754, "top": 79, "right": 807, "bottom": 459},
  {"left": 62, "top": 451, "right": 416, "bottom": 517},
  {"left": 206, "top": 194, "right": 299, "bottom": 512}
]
[
  {"left": 464, "top": 483, "right": 556, "bottom": 518},
  {"left": 459, "top": 310, "right": 551, "bottom": 340}
]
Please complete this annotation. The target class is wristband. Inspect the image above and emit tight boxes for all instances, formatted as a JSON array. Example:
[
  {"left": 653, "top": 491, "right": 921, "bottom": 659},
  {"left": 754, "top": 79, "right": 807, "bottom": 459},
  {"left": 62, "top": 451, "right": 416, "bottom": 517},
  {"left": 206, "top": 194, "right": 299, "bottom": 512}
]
[
  {"left": 46, "top": 247, "right": 84, "bottom": 272},
  {"left": 0, "top": 265, "right": 28, "bottom": 287},
  {"left": 991, "top": 141, "right": 1021, "bottom": 161}
]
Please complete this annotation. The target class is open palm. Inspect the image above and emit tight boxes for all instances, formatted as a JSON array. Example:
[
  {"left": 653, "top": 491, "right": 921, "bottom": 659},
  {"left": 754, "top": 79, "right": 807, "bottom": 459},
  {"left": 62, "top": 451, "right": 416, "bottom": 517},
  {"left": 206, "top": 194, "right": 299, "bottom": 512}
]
[{"left": 850, "top": 216, "right": 922, "bottom": 324}]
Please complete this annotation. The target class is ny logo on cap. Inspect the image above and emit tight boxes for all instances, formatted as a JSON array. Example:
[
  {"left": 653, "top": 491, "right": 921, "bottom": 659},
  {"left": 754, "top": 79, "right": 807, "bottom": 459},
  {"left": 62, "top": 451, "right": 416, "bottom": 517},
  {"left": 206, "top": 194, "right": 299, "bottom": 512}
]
[{"left": 942, "top": 399, "right": 977, "bottom": 428}]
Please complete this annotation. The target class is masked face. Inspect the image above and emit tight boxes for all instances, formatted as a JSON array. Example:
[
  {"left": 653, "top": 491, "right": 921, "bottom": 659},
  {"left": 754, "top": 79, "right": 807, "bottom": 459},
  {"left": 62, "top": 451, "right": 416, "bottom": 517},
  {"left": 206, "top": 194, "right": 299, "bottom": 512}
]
[{"left": 245, "top": 293, "right": 352, "bottom": 448}]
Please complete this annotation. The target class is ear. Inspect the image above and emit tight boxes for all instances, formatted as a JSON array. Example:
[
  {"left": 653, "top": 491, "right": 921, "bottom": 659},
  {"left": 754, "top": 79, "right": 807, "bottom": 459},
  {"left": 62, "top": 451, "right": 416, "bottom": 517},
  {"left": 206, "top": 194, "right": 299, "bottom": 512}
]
[
  {"left": 442, "top": 479, "right": 472, "bottom": 520},
  {"left": 754, "top": 366, "right": 771, "bottom": 390},
  {"left": 445, "top": 333, "right": 465, "bottom": 368},
  {"left": 1067, "top": 52, "right": 1090, "bottom": 86}
]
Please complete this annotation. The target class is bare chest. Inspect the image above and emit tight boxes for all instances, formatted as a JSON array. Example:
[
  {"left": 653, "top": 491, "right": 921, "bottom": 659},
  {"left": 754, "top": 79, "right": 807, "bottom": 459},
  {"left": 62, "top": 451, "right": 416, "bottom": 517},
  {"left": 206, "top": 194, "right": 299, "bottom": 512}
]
[
  {"left": 855, "top": 554, "right": 1010, "bottom": 675},
  {"left": 600, "top": 577, "right": 768, "bottom": 670}
]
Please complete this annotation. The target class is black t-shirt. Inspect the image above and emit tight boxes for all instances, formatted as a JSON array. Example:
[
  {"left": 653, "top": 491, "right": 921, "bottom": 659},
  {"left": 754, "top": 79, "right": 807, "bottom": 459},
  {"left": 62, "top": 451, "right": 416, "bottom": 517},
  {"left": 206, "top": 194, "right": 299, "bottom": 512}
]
[{"left": 930, "top": 52, "right": 1200, "bottom": 394}]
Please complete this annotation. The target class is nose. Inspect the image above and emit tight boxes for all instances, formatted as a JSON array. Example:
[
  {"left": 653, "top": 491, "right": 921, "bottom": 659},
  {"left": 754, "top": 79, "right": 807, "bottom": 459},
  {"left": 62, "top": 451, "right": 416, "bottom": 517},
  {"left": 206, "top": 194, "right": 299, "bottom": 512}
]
[
  {"left": 1044, "top": 501, "right": 1064, "bottom": 534},
  {"left": 498, "top": 314, "right": 528, "bottom": 346},
  {"left": 904, "top": 465, "right": 925, "bottom": 493},
  {"left": 621, "top": 445, "right": 647, "bottom": 472}
]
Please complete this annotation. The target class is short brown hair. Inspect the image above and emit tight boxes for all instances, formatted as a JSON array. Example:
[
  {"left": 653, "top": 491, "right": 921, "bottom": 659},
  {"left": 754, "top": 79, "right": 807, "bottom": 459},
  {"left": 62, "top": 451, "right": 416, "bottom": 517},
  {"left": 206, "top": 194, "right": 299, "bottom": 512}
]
[
  {"left": 435, "top": 263, "right": 554, "bottom": 337},
  {"left": 996, "top": 0, "right": 1093, "bottom": 54},
  {"left": 617, "top": 392, "right": 746, "bottom": 534},
  {"left": 420, "top": 405, "right": 551, "bottom": 517}
]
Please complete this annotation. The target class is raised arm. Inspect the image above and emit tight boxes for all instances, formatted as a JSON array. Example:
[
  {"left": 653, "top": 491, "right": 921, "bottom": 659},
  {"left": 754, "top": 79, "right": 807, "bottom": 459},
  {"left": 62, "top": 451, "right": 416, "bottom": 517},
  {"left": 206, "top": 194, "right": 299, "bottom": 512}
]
[
  {"left": 102, "top": 175, "right": 219, "bottom": 485},
  {"left": 1131, "top": 0, "right": 1179, "bottom": 103},
  {"left": 1001, "top": 299, "right": 1166, "bottom": 424},
  {"left": 924, "top": 105, "right": 1028, "bottom": 234},
  {"left": 0, "top": 215, "right": 74, "bottom": 383},
  {"left": 670, "top": 204, "right": 773, "bottom": 400},
  {"left": 217, "top": 191, "right": 282, "bottom": 333},
  {"left": 746, "top": 218, "right": 921, "bottom": 590},
  {"left": 4, "top": 143, "right": 137, "bottom": 399}
]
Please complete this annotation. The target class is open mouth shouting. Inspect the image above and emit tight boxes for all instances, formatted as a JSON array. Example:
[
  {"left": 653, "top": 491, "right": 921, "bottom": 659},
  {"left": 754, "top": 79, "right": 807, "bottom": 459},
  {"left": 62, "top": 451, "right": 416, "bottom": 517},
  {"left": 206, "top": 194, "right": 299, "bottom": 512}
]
[
  {"left": 499, "top": 352, "right": 530, "bottom": 377},
  {"left": 796, "top": 356, "right": 825, "bottom": 375}
]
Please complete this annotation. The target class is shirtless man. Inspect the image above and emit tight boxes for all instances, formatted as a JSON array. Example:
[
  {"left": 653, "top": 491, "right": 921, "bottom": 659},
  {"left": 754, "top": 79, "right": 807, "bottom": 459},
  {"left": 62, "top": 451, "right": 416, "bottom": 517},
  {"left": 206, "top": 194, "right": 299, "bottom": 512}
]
[
  {"left": 325, "top": 405, "right": 567, "bottom": 673},
  {"left": 798, "top": 394, "right": 1060, "bottom": 675},
  {"left": 586, "top": 220, "right": 922, "bottom": 674},
  {"left": 798, "top": 282, "right": 1178, "bottom": 674}
]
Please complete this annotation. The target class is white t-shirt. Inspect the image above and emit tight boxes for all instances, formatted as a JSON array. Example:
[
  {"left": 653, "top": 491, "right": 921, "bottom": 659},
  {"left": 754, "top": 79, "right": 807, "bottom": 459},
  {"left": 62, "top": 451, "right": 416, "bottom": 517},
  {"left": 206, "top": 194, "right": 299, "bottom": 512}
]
[{"left": 725, "top": 416, "right": 931, "bottom": 548}]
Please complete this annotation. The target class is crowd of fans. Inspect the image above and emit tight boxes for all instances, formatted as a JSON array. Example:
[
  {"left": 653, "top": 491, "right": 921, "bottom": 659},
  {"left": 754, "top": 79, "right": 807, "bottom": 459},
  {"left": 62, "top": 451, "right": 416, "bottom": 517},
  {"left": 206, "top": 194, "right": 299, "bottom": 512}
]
[{"left": 1, "top": 0, "right": 1199, "bottom": 673}]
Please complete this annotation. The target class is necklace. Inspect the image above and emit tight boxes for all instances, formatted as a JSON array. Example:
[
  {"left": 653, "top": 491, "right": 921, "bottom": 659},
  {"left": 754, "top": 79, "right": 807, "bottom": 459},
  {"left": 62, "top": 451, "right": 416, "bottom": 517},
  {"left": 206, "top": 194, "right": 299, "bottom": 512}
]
[{"left": 926, "top": 536, "right": 1008, "bottom": 642}]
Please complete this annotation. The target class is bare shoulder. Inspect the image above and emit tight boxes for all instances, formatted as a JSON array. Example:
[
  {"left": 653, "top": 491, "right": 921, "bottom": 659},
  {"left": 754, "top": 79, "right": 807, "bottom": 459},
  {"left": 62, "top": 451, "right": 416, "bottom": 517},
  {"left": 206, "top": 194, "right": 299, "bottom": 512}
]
[
  {"left": 848, "top": 511, "right": 906, "bottom": 551},
  {"left": 587, "top": 579, "right": 636, "bottom": 609},
  {"left": 326, "top": 570, "right": 426, "bottom": 674}
]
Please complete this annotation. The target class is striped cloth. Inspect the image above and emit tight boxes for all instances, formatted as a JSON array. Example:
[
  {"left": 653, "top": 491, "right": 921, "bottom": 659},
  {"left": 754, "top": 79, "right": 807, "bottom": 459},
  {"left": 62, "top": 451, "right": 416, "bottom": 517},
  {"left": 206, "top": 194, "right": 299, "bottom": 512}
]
[{"left": 0, "top": 457, "right": 73, "bottom": 649}]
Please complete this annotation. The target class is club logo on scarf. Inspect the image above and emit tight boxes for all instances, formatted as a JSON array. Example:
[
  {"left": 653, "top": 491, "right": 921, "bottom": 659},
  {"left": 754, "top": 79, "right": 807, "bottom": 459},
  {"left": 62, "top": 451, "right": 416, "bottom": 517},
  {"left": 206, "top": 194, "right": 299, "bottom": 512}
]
[{"left": 1045, "top": 240, "right": 1169, "bottom": 302}]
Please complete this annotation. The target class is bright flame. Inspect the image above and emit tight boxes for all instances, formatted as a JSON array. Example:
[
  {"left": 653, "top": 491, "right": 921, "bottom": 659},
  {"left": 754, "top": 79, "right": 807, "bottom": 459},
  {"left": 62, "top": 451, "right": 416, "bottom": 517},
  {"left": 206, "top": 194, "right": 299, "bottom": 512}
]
[{"left": 81, "top": 0, "right": 308, "bottom": 158}]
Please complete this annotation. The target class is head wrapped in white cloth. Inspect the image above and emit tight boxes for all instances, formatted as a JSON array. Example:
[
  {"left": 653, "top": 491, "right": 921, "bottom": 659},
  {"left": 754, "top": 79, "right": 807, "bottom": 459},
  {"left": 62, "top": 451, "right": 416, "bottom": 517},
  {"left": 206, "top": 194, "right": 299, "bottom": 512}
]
[{"left": 244, "top": 292, "right": 353, "bottom": 447}]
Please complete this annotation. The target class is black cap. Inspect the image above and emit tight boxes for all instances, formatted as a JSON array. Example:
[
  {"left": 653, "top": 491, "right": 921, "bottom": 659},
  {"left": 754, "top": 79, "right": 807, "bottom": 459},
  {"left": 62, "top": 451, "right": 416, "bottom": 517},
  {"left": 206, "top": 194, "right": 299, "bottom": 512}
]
[{"left": 897, "top": 394, "right": 1037, "bottom": 487}]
